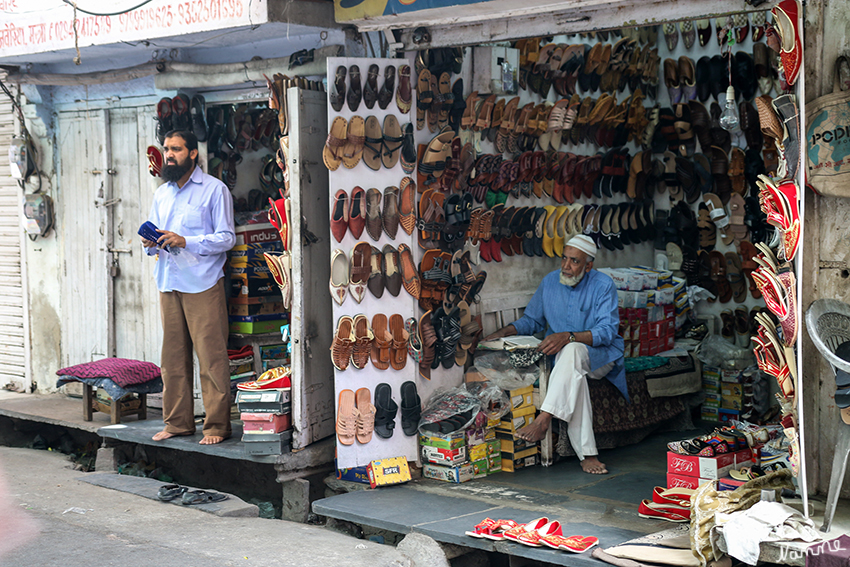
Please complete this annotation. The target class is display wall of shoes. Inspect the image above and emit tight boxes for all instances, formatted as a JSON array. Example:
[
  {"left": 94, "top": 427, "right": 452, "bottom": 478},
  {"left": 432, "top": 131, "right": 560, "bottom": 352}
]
[{"left": 328, "top": 57, "right": 446, "bottom": 463}]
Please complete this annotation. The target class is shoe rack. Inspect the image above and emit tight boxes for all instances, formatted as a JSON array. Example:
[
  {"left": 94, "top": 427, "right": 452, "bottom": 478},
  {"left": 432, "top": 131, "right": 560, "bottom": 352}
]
[
  {"left": 655, "top": 5, "right": 808, "bottom": 501},
  {"left": 198, "top": 84, "right": 336, "bottom": 450},
  {"left": 327, "top": 57, "right": 463, "bottom": 469}
]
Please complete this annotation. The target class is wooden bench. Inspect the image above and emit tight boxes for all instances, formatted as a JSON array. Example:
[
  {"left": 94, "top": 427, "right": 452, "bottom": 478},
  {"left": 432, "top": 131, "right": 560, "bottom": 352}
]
[{"left": 82, "top": 384, "right": 147, "bottom": 425}]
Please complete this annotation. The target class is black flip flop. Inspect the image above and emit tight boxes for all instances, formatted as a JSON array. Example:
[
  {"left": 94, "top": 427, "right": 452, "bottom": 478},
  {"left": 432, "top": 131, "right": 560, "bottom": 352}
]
[
  {"left": 181, "top": 489, "right": 228, "bottom": 506},
  {"left": 400, "top": 381, "right": 421, "bottom": 437},
  {"left": 374, "top": 383, "right": 398, "bottom": 439},
  {"left": 157, "top": 484, "right": 187, "bottom": 502}
]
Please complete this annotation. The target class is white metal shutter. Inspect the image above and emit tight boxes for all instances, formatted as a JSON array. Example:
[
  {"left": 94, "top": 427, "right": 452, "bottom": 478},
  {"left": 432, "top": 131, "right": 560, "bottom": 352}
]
[{"left": 0, "top": 76, "right": 28, "bottom": 389}]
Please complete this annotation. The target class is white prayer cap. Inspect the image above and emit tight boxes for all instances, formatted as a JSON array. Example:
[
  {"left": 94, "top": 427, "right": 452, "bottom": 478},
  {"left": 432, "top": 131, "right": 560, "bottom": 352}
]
[{"left": 564, "top": 235, "right": 597, "bottom": 259}]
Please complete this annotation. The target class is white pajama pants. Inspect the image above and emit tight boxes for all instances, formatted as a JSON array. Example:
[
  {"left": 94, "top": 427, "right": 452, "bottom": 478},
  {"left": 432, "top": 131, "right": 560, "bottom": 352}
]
[{"left": 539, "top": 343, "right": 613, "bottom": 461}]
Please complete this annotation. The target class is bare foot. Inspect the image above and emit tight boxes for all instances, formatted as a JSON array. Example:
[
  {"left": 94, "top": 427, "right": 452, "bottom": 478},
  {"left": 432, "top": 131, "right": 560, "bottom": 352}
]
[
  {"left": 199, "top": 436, "right": 226, "bottom": 445},
  {"left": 516, "top": 412, "right": 553, "bottom": 443},
  {"left": 152, "top": 430, "right": 186, "bottom": 441},
  {"left": 580, "top": 456, "right": 608, "bottom": 475}
]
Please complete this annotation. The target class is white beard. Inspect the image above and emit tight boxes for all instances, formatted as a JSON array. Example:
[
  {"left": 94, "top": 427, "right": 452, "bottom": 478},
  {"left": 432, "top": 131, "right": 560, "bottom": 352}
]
[{"left": 560, "top": 271, "right": 586, "bottom": 287}]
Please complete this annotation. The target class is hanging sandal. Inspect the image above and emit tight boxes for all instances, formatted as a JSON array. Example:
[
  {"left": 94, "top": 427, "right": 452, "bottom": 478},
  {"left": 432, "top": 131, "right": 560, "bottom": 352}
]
[{"left": 373, "top": 383, "right": 398, "bottom": 439}]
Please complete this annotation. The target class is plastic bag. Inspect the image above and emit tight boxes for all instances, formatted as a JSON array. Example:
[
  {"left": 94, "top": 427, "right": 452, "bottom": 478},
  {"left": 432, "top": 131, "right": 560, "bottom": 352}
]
[
  {"left": 694, "top": 334, "right": 754, "bottom": 370},
  {"left": 464, "top": 377, "right": 510, "bottom": 422},
  {"left": 473, "top": 351, "right": 540, "bottom": 390},
  {"left": 418, "top": 386, "right": 482, "bottom": 435}
]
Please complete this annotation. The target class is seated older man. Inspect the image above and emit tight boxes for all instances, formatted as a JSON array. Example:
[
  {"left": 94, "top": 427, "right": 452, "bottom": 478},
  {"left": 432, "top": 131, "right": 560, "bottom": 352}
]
[{"left": 483, "top": 235, "right": 627, "bottom": 475}]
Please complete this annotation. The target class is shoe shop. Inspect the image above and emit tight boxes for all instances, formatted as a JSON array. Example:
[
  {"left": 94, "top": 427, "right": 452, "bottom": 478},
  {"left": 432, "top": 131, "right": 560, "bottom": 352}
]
[
  {"left": 314, "top": 0, "right": 850, "bottom": 564},
  {"left": 0, "top": 0, "right": 352, "bottom": 520},
  {"left": 1, "top": 0, "right": 849, "bottom": 562}
]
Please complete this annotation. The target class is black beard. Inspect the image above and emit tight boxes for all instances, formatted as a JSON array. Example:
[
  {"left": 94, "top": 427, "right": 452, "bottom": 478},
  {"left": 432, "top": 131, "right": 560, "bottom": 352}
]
[{"left": 160, "top": 160, "right": 193, "bottom": 183}]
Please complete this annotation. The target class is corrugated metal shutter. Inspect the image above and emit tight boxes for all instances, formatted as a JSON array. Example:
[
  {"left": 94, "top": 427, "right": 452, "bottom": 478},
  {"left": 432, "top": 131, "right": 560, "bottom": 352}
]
[{"left": 0, "top": 74, "right": 27, "bottom": 389}]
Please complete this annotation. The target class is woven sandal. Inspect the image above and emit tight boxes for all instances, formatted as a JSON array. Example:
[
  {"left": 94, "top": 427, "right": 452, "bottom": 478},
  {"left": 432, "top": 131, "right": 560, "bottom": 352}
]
[{"left": 336, "top": 389, "right": 357, "bottom": 445}]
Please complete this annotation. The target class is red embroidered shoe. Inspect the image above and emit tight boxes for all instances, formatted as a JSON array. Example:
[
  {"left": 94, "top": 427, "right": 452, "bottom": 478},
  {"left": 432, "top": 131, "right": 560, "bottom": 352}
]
[
  {"left": 638, "top": 500, "right": 691, "bottom": 522},
  {"left": 771, "top": 0, "right": 802, "bottom": 86}
]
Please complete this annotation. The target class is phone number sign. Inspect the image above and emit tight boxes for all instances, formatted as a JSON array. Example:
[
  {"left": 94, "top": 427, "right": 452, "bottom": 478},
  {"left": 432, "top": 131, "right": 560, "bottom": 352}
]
[{"left": 0, "top": 0, "right": 267, "bottom": 58}]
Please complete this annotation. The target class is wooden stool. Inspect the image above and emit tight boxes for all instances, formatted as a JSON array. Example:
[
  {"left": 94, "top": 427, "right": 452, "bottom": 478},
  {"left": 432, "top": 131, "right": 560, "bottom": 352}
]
[{"left": 82, "top": 384, "right": 147, "bottom": 425}]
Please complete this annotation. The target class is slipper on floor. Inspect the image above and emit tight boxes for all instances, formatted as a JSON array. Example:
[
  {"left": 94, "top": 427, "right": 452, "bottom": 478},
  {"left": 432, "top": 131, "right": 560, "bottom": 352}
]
[
  {"left": 157, "top": 484, "right": 187, "bottom": 502},
  {"left": 558, "top": 535, "right": 600, "bottom": 553},
  {"left": 181, "top": 489, "right": 228, "bottom": 506}
]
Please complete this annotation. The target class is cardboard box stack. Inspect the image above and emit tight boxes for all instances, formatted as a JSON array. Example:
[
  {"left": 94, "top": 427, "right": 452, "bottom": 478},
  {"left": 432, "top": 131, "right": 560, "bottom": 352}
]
[
  {"left": 702, "top": 365, "right": 746, "bottom": 423},
  {"left": 666, "top": 446, "right": 752, "bottom": 490},
  {"left": 260, "top": 344, "right": 291, "bottom": 372},
  {"left": 421, "top": 429, "right": 475, "bottom": 483},
  {"left": 701, "top": 365, "right": 722, "bottom": 422},
  {"left": 496, "top": 384, "right": 538, "bottom": 472},
  {"left": 228, "top": 223, "right": 288, "bottom": 335},
  {"left": 598, "top": 267, "right": 683, "bottom": 358},
  {"left": 236, "top": 385, "right": 292, "bottom": 456},
  {"left": 719, "top": 369, "right": 744, "bottom": 423}
]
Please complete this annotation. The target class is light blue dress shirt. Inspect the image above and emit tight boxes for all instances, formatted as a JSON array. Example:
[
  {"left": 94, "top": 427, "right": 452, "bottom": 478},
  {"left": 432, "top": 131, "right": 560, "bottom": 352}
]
[
  {"left": 511, "top": 268, "right": 629, "bottom": 401},
  {"left": 145, "top": 166, "right": 235, "bottom": 294}
]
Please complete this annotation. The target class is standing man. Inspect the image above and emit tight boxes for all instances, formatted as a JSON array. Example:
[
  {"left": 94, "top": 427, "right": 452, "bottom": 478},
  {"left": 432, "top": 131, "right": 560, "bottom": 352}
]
[
  {"left": 141, "top": 130, "right": 236, "bottom": 445},
  {"left": 482, "top": 235, "right": 627, "bottom": 474}
]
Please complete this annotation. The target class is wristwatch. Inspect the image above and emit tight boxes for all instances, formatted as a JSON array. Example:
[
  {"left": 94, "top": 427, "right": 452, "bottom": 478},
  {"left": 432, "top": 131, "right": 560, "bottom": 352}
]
[{"left": 568, "top": 332, "right": 576, "bottom": 343}]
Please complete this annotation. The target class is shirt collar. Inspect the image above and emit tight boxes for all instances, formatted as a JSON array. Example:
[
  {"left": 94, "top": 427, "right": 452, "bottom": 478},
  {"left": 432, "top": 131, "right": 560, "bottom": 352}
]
[{"left": 171, "top": 165, "right": 203, "bottom": 191}]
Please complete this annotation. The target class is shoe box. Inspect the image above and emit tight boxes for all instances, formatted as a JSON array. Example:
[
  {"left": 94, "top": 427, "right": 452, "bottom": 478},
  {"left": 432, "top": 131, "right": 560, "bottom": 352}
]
[
  {"left": 419, "top": 430, "right": 465, "bottom": 450},
  {"left": 230, "top": 242, "right": 282, "bottom": 265},
  {"left": 241, "top": 412, "right": 291, "bottom": 433},
  {"left": 667, "top": 450, "right": 735, "bottom": 480},
  {"left": 367, "top": 456, "right": 412, "bottom": 488},
  {"left": 234, "top": 222, "right": 280, "bottom": 247},
  {"left": 242, "top": 430, "right": 292, "bottom": 456},
  {"left": 496, "top": 431, "right": 536, "bottom": 454},
  {"left": 262, "top": 358, "right": 290, "bottom": 371},
  {"left": 666, "top": 447, "right": 753, "bottom": 489},
  {"left": 230, "top": 272, "right": 283, "bottom": 298},
  {"left": 666, "top": 471, "right": 711, "bottom": 490},
  {"left": 505, "top": 385, "right": 534, "bottom": 411},
  {"left": 495, "top": 405, "right": 536, "bottom": 435},
  {"left": 472, "top": 454, "right": 502, "bottom": 478},
  {"left": 228, "top": 301, "right": 285, "bottom": 317},
  {"left": 229, "top": 316, "right": 289, "bottom": 335},
  {"left": 235, "top": 389, "right": 291, "bottom": 414},
  {"left": 465, "top": 426, "right": 496, "bottom": 446},
  {"left": 336, "top": 459, "right": 371, "bottom": 485},
  {"left": 423, "top": 462, "right": 475, "bottom": 483},
  {"left": 422, "top": 444, "right": 468, "bottom": 466},
  {"left": 469, "top": 439, "right": 500, "bottom": 462},
  {"left": 501, "top": 446, "right": 539, "bottom": 473},
  {"left": 470, "top": 439, "right": 502, "bottom": 478}
]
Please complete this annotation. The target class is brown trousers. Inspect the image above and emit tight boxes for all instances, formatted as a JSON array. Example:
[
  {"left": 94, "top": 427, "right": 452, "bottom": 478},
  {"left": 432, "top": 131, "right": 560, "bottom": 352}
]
[{"left": 159, "top": 278, "right": 232, "bottom": 438}]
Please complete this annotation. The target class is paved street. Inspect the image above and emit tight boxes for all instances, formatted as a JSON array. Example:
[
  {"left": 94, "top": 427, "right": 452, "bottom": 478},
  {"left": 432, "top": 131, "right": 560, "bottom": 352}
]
[{"left": 0, "top": 447, "right": 408, "bottom": 567}]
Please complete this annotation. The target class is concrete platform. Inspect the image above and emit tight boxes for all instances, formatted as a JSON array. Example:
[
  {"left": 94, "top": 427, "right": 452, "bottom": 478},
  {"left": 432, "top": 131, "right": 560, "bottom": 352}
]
[
  {"left": 314, "top": 428, "right": 850, "bottom": 567},
  {"left": 315, "top": 431, "right": 680, "bottom": 566},
  {"left": 0, "top": 390, "right": 130, "bottom": 433},
  {"left": 97, "top": 420, "right": 278, "bottom": 464},
  {"left": 81, "top": 472, "right": 260, "bottom": 517}
]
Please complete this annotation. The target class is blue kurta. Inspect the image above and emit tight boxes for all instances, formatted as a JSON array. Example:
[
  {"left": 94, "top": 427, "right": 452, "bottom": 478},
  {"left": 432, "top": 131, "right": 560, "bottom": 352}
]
[{"left": 511, "top": 269, "right": 628, "bottom": 401}]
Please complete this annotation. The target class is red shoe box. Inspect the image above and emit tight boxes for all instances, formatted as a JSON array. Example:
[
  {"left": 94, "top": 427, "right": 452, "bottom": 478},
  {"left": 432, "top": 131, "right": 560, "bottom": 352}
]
[
  {"left": 735, "top": 448, "right": 754, "bottom": 466},
  {"left": 667, "top": 450, "right": 735, "bottom": 479},
  {"left": 667, "top": 472, "right": 713, "bottom": 490},
  {"left": 422, "top": 444, "right": 468, "bottom": 466},
  {"left": 241, "top": 412, "right": 291, "bottom": 433},
  {"left": 649, "top": 338, "right": 660, "bottom": 355}
]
